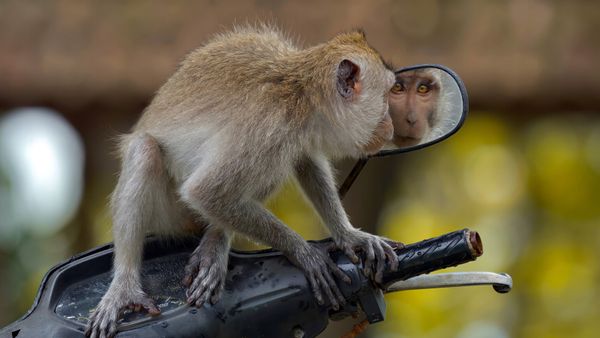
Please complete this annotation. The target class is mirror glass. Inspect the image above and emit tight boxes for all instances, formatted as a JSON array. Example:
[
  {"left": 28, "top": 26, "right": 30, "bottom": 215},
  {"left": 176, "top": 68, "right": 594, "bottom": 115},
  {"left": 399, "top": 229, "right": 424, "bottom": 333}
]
[{"left": 376, "top": 65, "right": 467, "bottom": 156}]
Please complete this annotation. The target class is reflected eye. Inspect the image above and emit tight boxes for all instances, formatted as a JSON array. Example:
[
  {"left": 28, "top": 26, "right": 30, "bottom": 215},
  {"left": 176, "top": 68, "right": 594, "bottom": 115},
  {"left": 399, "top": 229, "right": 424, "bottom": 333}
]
[
  {"left": 391, "top": 82, "right": 404, "bottom": 93},
  {"left": 417, "top": 84, "right": 430, "bottom": 94}
]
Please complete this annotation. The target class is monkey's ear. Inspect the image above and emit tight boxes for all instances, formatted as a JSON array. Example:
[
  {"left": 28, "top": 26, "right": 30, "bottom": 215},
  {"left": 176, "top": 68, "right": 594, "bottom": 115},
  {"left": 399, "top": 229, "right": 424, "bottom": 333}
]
[{"left": 337, "top": 59, "right": 361, "bottom": 99}]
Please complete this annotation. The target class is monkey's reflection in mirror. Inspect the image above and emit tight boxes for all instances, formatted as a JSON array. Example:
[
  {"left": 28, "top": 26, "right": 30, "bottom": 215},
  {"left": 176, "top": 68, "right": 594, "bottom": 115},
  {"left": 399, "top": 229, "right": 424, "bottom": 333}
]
[{"left": 384, "top": 67, "right": 463, "bottom": 150}]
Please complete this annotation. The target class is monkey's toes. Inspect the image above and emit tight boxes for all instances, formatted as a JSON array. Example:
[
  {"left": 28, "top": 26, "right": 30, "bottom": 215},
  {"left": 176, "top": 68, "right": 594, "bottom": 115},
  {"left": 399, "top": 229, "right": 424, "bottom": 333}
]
[
  {"left": 86, "top": 306, "right": 119, "bottom": 338},
  {"left": 185, "top": 266, "right": 226, "bottom": 308},
  {"left": 128, "top": 297, "right": 161, "bottom": 316},
  {"left": 86, "top": 294, "right": 160, "bottom": 338}
]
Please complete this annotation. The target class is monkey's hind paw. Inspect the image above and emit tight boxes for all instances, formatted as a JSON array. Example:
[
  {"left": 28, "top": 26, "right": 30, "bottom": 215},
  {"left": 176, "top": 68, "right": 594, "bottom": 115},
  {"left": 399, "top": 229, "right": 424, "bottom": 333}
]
[
  {"left": 85, "top": 292, "right": 160, "bottom": 338},
  {"left": 183, "top": 249, "right": 228, "bottom": 308}
]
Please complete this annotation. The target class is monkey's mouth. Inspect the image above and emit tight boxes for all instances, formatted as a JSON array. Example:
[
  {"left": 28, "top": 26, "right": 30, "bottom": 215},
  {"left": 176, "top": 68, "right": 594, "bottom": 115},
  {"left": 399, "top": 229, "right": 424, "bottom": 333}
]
[{"left": 393, "top": 134, "right": 421, "bottom": 147}]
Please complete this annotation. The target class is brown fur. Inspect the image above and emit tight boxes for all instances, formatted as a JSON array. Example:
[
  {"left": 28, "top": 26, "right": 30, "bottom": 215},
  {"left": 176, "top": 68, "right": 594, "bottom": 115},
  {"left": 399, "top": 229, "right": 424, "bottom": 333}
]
[{"left": 86, "top": 24, "right": 397, "bottom": 338}]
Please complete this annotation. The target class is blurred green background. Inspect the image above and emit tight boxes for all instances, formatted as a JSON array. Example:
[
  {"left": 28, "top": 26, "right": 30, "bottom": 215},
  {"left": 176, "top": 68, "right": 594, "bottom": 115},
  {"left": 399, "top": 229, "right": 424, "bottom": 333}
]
[{"left": 1, "top": 1, "right": 599, "bottom": 337}]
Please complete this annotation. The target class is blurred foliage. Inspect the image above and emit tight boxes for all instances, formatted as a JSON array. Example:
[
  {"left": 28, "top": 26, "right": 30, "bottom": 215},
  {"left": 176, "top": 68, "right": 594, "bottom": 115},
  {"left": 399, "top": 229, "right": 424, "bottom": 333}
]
[{"left": 373, "top": 113, "right": 600, "bottom": 338}]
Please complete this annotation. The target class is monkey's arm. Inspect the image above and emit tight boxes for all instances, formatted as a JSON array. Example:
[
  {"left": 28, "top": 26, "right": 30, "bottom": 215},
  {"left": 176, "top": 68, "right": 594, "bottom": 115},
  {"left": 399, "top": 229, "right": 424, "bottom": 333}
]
[
  {"left": 180, "top": 164, "right": 350, "bottom": 310},
  {"left": 295, "top": 155, "right": 399, "bottom": 283}
]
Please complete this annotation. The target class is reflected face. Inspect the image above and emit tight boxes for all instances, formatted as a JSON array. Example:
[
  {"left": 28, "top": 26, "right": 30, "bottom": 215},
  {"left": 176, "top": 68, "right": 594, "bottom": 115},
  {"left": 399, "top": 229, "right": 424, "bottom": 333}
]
[{"left": 389, "top": 69, "right": 440, "bottom": 147}]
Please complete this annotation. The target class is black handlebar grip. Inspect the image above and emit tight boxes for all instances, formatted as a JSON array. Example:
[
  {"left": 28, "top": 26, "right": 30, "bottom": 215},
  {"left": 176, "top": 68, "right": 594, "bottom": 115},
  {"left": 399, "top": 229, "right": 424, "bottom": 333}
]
[{"left": 381, "top": 229, "right": 483, "bottom": 288}]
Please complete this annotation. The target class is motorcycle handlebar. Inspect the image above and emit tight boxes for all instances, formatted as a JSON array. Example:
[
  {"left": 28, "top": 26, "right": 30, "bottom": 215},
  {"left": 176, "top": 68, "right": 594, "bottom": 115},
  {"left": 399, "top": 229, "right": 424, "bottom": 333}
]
[
  {"left": 327, "top": 228, "right": 483, "bottom": 325},
  {"left": 380, "top": 229, "right": 483, "bottom": 288}
]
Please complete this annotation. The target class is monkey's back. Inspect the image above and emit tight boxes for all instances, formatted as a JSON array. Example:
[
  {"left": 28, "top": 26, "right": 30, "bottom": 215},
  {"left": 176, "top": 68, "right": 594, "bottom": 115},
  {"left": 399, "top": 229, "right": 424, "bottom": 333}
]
[
  {"left": 130, "top": 25, "right": 308, "bottom": 184},
  {"left": 136, "top": 25, "right": 299, "bottom": 129}
]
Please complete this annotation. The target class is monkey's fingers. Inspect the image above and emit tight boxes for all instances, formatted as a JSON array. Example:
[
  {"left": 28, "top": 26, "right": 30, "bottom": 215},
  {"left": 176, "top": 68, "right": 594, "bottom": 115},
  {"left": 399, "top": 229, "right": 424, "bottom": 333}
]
[
  {"left": 383, "top": 237, "right": 405, "bottom": 251},
  {"left": 381, "top": 240, "right": 399, "bottom": 271},
  {"left": 210, "top": 279, "right": 225, "bottom": 305},
  {"left": 326, "top": 255, "right": 352, "bottom": 284},
  {"left": 373, "top": 241, "right": 388, "bottom": 284},
  {"left": 315, "top": 273, "right": 339, "bottom": 311},
  {"left": 362, "top": 244, "right": 376, "bottom": 279},
  {"left": 321, "top": 266, "right": 347, "bottom": 309},
  {"left": 341, "top": 244, "right": 360, "bottom": 265},
  {"left": 307, "top": 273, "right": 324, "bottom": 305},
  {"left": 311, "top": 240, "right": 337, "bottom": 252}
]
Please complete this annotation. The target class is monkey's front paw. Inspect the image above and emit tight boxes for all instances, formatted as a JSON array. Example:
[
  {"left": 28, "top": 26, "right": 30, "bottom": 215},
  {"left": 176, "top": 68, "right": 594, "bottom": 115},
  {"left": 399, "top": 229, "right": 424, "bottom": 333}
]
[
  {"left": 85, "top": 290, "right": 160, "bottom": 338},
  {"left": 336, "top": 231, "right": 401, "bottom": 284},
  {"left": 288, "top": 243, "right": 352, "bottom": 311},
  {"left": 183, "top": 246, "right": 228, "bottom": 307}
]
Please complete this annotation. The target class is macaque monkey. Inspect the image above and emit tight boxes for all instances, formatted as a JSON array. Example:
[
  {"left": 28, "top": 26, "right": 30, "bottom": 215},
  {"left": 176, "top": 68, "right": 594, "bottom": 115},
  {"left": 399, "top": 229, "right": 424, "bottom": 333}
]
[
  {"left": 363, "top": 111, "right": 394, "bottom": 154},
  {"left": 86, "top": 25, "right": 399, "bottom": 338},
  {"left": 389, "top": 68, "right": 442, "bottom": 147}
]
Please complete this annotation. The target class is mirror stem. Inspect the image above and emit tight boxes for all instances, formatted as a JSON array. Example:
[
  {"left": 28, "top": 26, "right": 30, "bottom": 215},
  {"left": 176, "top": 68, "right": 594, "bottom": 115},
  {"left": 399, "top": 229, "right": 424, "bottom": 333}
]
[{"left": 338, "top": 158, "right": 369, "bottom": 199}]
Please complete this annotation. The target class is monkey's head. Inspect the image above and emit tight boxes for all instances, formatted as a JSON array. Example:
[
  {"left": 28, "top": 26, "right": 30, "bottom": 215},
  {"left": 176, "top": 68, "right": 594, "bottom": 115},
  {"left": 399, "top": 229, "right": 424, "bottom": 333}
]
[
  {"left": 388, "top": 69, "right": 441, "bottom": 147},
  {"left": 313, "top": 30, "right": 395, "bottom": 158}
]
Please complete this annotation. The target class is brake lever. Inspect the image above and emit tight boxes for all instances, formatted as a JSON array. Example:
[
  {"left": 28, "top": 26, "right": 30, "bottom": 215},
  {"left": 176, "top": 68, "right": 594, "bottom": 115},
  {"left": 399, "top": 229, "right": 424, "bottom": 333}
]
[{"left": 385, "top": 272, "right": 513, "bottom": 294}]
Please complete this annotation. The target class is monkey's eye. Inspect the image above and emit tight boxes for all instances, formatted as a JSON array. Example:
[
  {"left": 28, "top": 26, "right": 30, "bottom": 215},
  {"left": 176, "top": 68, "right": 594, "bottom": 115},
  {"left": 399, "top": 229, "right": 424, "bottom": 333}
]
[
  {"left": 391, "top": 82, "right": 404, "bottom": 93},
  {"left": 417, "top": 84, "right": 430, "bottom": 94}
]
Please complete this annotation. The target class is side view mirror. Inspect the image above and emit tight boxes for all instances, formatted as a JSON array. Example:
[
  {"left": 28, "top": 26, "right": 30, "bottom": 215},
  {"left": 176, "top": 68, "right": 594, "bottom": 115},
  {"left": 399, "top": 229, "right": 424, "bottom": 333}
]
[
  {"left": 377, "top": 64, "right": 468, "bottom": 157},
  {"left": 339, "top": 64, "right": 468, "bottom": 197}
]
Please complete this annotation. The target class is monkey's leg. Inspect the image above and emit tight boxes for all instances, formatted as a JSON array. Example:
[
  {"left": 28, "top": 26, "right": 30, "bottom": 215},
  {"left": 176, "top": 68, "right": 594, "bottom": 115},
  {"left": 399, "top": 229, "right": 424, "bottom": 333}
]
[
  {"left": 180, "top": 168, "right": 350, "bottom": 310},
  {"left": 295, "top": 155, "right": 400, "bottom": 284},
  {"left": 183, "top": 225, "right": 232, "bottom": 307},
  {"left": 87, "top": 133, "right": 172, "bottom": 338}
]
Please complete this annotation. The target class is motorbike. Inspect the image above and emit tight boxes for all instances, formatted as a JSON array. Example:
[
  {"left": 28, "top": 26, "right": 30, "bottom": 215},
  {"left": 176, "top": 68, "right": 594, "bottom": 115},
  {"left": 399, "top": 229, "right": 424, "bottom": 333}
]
[{"left": 0, "top": 65, "right": 512, "bottom": 338}]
